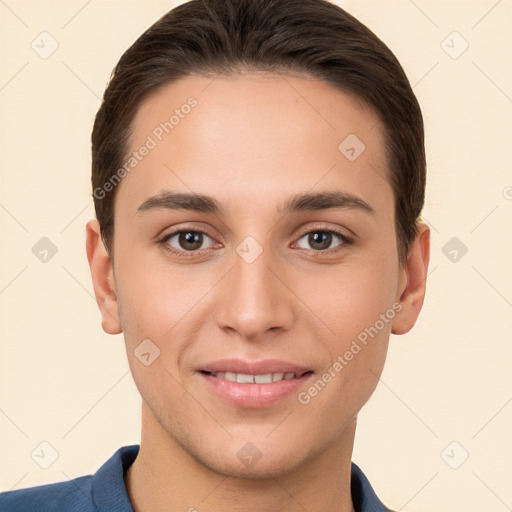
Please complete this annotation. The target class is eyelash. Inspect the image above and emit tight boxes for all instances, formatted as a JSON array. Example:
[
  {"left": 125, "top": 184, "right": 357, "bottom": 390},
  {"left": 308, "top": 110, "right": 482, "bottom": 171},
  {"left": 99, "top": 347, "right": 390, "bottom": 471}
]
[
  {"left": 158, "top": 227, "right": 353, "bottom": 259},
  {"left": 293, "top": 228, "right": 353, "bottom": 256},
  {"left": 158, "top": 229, "right": 218, "bottom": 259}
]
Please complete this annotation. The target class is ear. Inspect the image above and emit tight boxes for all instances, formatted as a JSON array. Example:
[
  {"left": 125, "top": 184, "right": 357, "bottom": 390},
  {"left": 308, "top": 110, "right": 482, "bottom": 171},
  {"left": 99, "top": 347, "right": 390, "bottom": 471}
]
[
  {"left": 86, "top": 219, "right": 122, "bottom": 335},
  {"left": 391, "top": 223, "right": 430, "bottom": 335}
]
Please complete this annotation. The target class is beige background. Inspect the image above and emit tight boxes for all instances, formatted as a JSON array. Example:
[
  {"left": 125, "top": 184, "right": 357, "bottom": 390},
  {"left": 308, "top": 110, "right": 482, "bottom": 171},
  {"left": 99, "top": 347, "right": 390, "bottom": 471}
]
[{"left": 1, "top": 1, "right": 511, "bottom": 510}]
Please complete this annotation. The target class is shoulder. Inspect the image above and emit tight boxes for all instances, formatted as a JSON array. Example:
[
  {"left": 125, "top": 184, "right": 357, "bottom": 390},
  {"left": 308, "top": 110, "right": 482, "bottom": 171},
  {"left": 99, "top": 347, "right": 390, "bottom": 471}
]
[
  {"left": 351, "top": 461, "right": 397, "bottom": 512},
  {"left": 0, "top": 445, "right": 139, "bottom": 512},
  {"left": 0, "top": 475, "right": 95, "bottom": 512}
]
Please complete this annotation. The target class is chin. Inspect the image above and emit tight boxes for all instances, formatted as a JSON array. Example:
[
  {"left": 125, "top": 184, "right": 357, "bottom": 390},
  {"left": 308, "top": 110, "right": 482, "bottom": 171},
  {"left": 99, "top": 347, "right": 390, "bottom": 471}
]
[
  {"left": 204, "top": 450, "right": 306, "bottom": 480},
  {"left": 192, "top": 435, "right": 313, "bottom": 480}
]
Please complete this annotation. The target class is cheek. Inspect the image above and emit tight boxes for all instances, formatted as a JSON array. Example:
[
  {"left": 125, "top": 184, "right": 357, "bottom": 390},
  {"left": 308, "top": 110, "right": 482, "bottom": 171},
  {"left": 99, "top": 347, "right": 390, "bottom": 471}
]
[
  {"left": 114, "top": 241, "right": 201, "bottom": 339},
  {"left": 299, "top": 255, "right": 399, "bottom": 344},
  {"left": 115, "top": 257, "right": 197, "bottom": 416},
  {"left": 114, "top": 250, "right": 218, "bottom": 389},
  {"left": 292, "top": 246, "right": 397, "bottom": 405},
  {"left": 296, "top": 270, "right": 393, "bottom": 428}
]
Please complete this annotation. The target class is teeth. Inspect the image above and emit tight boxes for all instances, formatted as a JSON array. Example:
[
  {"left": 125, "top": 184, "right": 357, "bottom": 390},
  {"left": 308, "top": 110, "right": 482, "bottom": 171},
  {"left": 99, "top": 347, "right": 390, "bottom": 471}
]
[
  {"left": 254, "top": 374, "right": 273, "bottom": 383},
  {"left": 237, "top": 373, "right": 254, "bottom": 383},
  {"left": 211, "top": 371, "right": 297, "bottom": 383}
]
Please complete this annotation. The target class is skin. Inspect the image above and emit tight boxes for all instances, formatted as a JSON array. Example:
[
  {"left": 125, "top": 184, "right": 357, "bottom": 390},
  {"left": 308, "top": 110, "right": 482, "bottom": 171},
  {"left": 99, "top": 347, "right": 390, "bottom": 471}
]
[{"left": 86, "top": 71, "right": 430, "bottom": 512}]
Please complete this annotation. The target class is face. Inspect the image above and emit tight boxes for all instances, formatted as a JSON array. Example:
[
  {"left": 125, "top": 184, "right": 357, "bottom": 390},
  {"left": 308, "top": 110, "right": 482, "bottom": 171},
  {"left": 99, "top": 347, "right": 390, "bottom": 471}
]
[{"left": 87, "top": 71, "right": 428, "bottom": 478}]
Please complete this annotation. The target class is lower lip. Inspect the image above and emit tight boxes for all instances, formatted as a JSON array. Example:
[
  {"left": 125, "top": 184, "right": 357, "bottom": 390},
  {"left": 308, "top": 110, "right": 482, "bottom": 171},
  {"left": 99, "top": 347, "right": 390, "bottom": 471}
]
[{"left": 198, "top": 372, "right": 314, "bottom": 408}]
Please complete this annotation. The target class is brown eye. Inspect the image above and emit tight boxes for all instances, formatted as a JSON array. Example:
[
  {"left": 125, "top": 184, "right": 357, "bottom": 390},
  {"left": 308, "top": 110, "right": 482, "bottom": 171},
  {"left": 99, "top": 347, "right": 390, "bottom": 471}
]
[
  {"left": 309, "top": 232, "right": 332, "bottom": 250},
  {"left": 296, "top": 230, "right": 349, "bottom": 251},
  {"left": 162, "top": 230, "right": 214, "bottom": 252}
]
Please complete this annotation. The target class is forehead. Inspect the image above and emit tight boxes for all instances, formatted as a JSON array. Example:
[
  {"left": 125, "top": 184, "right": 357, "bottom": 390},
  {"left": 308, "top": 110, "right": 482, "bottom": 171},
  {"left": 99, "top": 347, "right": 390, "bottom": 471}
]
[{"left": 117, "top": 72, "right": 391, "bottom": 216}]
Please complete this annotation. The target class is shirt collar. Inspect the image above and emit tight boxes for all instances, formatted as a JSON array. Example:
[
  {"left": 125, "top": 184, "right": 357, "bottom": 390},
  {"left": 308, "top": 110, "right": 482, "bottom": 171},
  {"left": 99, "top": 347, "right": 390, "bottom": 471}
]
[
  {"left": 92, "top": 445, "right": 393, "bottom": 512},
  {"left": 92, "top": 445, "right": 137, "bottom": 512},
  {"left": 351, "top": 461, "right": 395, "bottom": 511}
]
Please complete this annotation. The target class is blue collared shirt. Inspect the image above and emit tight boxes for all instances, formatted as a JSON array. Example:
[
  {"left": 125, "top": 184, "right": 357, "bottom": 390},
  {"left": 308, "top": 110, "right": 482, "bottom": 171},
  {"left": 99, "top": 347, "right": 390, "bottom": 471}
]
[{"left": 0, "top": 445, "right": 395, "bottom": 511}]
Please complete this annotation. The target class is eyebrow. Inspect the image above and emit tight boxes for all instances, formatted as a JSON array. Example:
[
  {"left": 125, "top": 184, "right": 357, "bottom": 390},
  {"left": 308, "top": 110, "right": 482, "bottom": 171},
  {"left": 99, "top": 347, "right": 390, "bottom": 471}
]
[{"left": 136, "top": 190, "right": 375, "bottom": 216}]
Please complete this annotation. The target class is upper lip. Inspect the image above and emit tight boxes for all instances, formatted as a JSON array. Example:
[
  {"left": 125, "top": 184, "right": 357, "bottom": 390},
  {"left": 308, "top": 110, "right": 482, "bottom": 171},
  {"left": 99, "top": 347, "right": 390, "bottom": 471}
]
[{"left": 199, "top": 358, "right": 312, "bottom": 376}]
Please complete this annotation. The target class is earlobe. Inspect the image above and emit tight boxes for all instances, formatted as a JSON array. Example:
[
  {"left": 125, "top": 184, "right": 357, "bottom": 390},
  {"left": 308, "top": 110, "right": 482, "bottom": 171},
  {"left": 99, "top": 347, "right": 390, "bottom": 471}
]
[
  {"left": 391, "top": 223, "right": 430, "bottom": 335},
  {"left": 85, "top": 219, "right": 122, "bottom": 335}
]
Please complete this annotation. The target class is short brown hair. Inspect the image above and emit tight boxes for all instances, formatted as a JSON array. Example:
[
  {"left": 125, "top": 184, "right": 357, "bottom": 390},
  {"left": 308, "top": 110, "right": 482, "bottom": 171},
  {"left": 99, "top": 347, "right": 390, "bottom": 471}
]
[{"left": 91, "top": 0, "right": 426, "bottom": 266}]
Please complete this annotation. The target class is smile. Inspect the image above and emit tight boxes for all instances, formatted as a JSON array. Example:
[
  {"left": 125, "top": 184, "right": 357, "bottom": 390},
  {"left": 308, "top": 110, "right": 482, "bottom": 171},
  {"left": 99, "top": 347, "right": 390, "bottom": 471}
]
[
  {"left": 197, "top": 361, "right": 314, "bottom": 408},
  {"left": 202, "top": 371, "right": 303, "bottom": 383}
]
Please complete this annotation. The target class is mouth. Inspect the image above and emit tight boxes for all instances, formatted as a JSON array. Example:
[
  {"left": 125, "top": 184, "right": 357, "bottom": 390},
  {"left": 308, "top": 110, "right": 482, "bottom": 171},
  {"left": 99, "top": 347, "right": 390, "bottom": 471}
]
[
  {"left": 196, "top": 359, "right": 314, "bottom": 408},
  {"left": 199, "top": 370, "right": 312, "bottom": 383}
]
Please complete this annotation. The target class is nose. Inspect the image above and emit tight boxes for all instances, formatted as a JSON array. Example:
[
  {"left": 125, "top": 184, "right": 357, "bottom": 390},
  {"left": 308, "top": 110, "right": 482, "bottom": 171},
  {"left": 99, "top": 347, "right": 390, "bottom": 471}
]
[{"left": 215, "top": 245, "right": 295, "bottom": 341}]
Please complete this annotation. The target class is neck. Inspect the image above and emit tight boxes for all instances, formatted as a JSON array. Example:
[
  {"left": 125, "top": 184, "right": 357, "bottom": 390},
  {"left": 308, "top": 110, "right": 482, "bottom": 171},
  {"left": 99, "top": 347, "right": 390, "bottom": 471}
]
[{"left": 125, "top": 403, "right": 357, "bottom": 512}]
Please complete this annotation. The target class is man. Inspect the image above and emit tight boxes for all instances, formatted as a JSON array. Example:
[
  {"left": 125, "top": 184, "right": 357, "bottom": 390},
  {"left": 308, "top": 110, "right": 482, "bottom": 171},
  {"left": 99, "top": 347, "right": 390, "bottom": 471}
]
[{"left": 0, "top": 0, "right": 429, "bottom": 510}]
